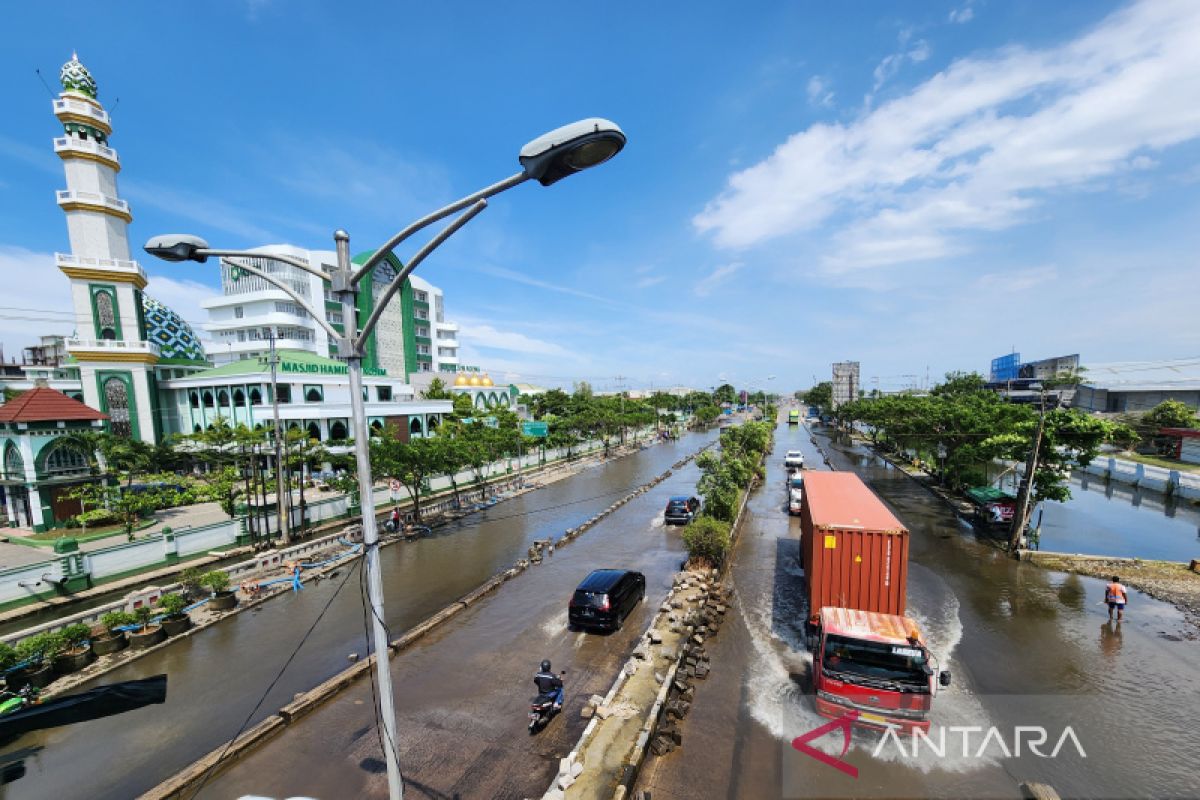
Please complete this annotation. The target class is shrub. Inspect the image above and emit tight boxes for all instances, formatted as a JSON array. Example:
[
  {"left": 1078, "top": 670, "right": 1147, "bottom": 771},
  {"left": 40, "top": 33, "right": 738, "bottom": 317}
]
[
  {"left": 0, "top": 642, "right": 17, "bottom": 672},
  {"left": 682, "top": 516, "right": 732, "bottom": 568},
  {"left": 133, "top": 605, "right": 155, "bottom": 631},
  {"left": 100, "top": 610, "right": 136, "bottom": 633},
  {"left": 60, "top": 623, "right": 92, "bottom": 652},
  {"left": 179, "top": 566, "right": 204, "bottom": 598},
  {"left": 198, "top": 570, "right": 231, "bottom": 594},
  {"left": 15, "top": 631, "right": 64, "bottom": 667},
  {"left": 158, "top": 593, "right": 188, "bottom": 617}
]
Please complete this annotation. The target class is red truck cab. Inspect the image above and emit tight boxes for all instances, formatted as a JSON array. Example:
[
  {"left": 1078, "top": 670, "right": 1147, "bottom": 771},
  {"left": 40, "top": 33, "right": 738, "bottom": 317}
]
[{"left": 811, "top": 606, "right": 950, "bottom": 732}]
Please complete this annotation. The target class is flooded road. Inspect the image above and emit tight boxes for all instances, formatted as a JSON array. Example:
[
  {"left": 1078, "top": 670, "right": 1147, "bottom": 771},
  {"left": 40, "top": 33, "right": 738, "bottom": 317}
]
[
  {"left": 0, "top": 433, "right": 711, "bottom": 800},
  {"left": 639, "top": 422, "right": 1200, "bottom": 800},
  {"left": 198, "top": 443, "right": 708, "bottom": 799}
]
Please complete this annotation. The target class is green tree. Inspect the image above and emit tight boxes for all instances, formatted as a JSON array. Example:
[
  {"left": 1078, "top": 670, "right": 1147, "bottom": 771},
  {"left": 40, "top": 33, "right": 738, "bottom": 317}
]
[
  {"left": 197, "top": 465, "right": 243, "bottom": 518},
  {"left": 713, "top": 383, "right": 737, "bottom": 405},
  {"left": 371, "top": 433, "right": 442, "bottom": 523},
  {"left": 422, "top": 377, "right": 454, "bottom": 400},
  {"left": 1143, "top": 399, "right": 1198, "bottom": 430},
  {"left": 682, "top": 516, "right": 732, "bottom": 567},
  {"left": 802, "top": 382, "right": 833, "bottom": 413}
]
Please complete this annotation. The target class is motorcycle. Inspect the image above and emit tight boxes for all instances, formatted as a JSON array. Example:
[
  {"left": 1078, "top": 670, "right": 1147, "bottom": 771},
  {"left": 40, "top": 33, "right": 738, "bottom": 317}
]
[
  {"left": 0, "top": 686, "right": 40, "bottom": 717},
  {"left": 528, "top": 670, "right": 566, "bottom": 733}
]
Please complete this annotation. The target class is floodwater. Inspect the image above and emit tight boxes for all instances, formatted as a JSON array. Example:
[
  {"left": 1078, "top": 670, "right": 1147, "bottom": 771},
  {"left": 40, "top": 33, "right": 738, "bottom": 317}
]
[
  {"left": 639, "top": 422, "right": 1200, "bottom": 800},
  {"left": 0, "top": 433, "right": 711, "bottom": 800},
  {"left": 1031, "top": 472, "right": 1200, "bottom": 561}
]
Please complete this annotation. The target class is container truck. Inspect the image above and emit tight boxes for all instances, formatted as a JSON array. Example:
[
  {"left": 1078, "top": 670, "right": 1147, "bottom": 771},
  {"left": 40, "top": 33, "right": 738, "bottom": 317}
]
[{"left": 798, "top": 471, "right": 950, "bottom": 732}]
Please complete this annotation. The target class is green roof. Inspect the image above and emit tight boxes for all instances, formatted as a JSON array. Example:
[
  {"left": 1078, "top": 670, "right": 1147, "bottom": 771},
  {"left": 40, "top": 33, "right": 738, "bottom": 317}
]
[{"left": 966, "top": 487, "right": 1016, "bottom": 505}]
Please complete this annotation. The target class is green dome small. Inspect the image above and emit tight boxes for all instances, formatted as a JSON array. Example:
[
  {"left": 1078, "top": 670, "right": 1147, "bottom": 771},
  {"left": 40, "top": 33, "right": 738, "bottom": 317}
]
[{"left": 60, "top": 52, "right": 98, "bottom": 98}]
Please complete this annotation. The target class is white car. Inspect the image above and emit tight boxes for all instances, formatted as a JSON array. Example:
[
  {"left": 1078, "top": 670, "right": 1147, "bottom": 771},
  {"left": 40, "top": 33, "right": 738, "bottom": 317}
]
[
  {"left": 788, "top": 487, "right": 803, "bottom": 515},
  {"left": 783, "top": 450, "right": 805, "bottom": 469}
]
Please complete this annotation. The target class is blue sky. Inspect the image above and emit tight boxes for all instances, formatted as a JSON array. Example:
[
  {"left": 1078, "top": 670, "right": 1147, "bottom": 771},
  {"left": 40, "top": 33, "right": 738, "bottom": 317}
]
[{"left": 2, "top": 0, "right": 1199, "bottom": 393}]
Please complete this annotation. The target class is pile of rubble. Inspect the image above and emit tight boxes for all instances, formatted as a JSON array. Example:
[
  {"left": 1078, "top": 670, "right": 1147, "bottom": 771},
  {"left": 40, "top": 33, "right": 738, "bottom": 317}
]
[{"left": 645, "top": 569, "right": 729, "bottom": 758}]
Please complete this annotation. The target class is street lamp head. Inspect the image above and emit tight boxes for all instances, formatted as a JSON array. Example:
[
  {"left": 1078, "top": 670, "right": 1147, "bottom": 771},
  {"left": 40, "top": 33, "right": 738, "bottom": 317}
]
[
  {"left": 519, "top": 118, "right": 626, "bottom": 186},
  {"left": 143, "top": 234, "right": 210, "bottom": 263}
]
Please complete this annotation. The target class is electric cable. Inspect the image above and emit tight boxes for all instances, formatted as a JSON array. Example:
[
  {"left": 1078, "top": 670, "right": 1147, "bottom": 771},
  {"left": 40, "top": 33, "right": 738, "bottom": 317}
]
[{"left": 186, "top": 558, "right": 362, "bottom": 800}]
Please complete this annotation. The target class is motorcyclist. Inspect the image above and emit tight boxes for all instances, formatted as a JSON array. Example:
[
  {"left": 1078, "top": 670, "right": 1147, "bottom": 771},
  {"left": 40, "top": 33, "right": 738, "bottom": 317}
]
[{"left": 534, "top": 659, "right": 564, "bottom": 711}]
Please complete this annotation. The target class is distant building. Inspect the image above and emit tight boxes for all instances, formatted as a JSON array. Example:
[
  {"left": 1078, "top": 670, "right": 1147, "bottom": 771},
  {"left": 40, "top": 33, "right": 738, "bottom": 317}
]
[
  {"left": 831, "top": 361, "right": 860, "bottom": 409},
  {"left": 1073, "top": 359, "right": 1200, "bottom": 413},
  {"left": 202, "top": 248, "right": 462, "bottom": 380},
  {"left": 987, "top": 353, "right": 1080, "bottom": 405}
]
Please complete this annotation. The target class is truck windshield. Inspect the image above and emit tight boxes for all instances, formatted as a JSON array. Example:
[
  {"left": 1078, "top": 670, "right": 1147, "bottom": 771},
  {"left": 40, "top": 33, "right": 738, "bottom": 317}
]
[{"left": 822, "top": 634, "right": 930, "bottom": 686}]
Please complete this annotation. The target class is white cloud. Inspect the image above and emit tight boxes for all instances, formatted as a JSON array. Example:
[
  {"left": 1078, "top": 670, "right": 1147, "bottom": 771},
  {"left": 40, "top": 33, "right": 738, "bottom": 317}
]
[
  {"left": 456, "top": 319, "right": 574, "bottom": 357},
  {"left": 806, "top": 76, "right": 835, "bottom": 107},
  {"left": 872, "top": 34, "right": 931, "bottom": 92},
  {"left": 635, "top": 275, "right": 667, "bottom": 289},
  {"left": 694, "top": 0, "right": 1200, "bottom": 274},
  {"left": 949, "top": 5, "right": 975, "bottom": 24},
  {"left": 0, "top": 247, "right": 75, "bottom": 351},
  {"left": 976, "top": 265, "right": 1058, "bottom": 291},
  {"left": 694, "top": 262, "right": 743, "bottom": 296},
  {"left": 474, "top": 263, "right": 624, "bottom": 308},
  {"left": 123, "top": 180, "right": 282, "bottom": 243}
]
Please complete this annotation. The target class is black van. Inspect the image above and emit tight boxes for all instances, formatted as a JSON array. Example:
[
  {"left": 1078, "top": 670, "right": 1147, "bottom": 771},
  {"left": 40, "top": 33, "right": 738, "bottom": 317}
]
[{"left": 568, "top": 569, "right": 646, "bottom": 632}]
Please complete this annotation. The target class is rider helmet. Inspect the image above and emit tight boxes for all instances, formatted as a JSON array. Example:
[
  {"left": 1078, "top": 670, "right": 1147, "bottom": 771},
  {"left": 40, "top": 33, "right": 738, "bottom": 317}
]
[{"left": 540, "top": 659, "right": 551, "bottom": 672}]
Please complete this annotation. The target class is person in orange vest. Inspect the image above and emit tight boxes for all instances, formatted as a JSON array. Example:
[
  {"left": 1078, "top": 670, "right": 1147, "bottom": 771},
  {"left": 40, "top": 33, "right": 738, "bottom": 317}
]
[{"left": 1105, "top": 575, "right": 1128, "bottom": 621}]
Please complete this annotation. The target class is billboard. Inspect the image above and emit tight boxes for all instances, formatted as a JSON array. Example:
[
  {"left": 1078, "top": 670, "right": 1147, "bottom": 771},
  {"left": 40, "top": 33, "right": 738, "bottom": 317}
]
[
  {"left": 831, "top": 361, "right": 860, "bottom": 409},
  {"left": 990, "top": 353, "right": 1021, "bottom": 383}
]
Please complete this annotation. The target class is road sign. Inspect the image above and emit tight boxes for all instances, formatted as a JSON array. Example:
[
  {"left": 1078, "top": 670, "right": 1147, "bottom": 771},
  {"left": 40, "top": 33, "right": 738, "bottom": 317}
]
[
  {"left": 522, "top": 421, "right": 549, "bottom": 438},
  {"left": 388, "top": 479, "right": 401, "bottom": 492}
]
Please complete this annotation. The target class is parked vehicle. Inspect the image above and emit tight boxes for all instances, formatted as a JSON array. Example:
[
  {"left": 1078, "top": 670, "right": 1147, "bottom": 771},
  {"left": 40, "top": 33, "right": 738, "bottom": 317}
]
[
  {"left": 788, "top": 409, "right": 800, "bottom": 425},
  {"left": 568, "top": 569, "right": 646, "bottom": 632},
  {"left": 0, "top": 685, "right": 39, "bottom": 717},
  {"left": 784, "top": 450, "right": 805, "bottom": 469},
  {"left": 663, "top": 495, "right": 702, "bottom": 525},
  {"left": 798, "top": 471, "right": 949, "bottom": 732}
]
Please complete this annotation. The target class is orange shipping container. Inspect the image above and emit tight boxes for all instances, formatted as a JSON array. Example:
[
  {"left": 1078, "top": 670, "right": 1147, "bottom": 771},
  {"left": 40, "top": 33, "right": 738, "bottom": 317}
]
[{"left": 799, "top": 471, "right": 908, "bottom": 623}]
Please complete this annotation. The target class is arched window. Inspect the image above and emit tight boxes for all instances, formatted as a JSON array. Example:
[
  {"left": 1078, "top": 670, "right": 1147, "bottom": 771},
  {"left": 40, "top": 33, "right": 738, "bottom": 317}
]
[
  {"left": 217, "top": 389, "right": 230, "bottom": 406},
  {"left": 189, "top": 392, "right": 200, "bottom": 408},
  {"left": 3, "top": 444, "right": 24, "bottom": 480},
  {"left": 202, "top": 391, "right": 214, "bottom": 408},
  {"left": 254, "top": 423, "right": 264, "bottom": 431},
  {"left": 305, "top": 386, "right": 324, "bottom": 403},
  {"left": 95, "top": 290, "right": 117, "bottom": 340},
  {"left": 306, "top": 422, "right": 321, "bottom": 441},
  {"left": 329, "top": 420, "right": 348, "bottom": 440},
  {"left": 249, "top": 388, "right": 263, "bottom": 406},
  {"left": 474, "top": 394, "right": 486, "bottom": 409},
  {"left": 370, "top": 420, "right": 383, "bottom": 431},
  {"left": 193, "top": 424, "right": 202, "bottom": 434},
  {"left": 44, "top": 443, "right": 88, "bottom": 475},
  {"left": 103, "top": 377, "right": 133, "bottom": 438},
  {"left": 427, "top": 416, "right": 440, "bottom": 431},
  {"left": 410, "top": 417, "right": 424, "bottom": 436},
  {"left": 288, "top": 421, "right": 300, "bottom": 431},
  {"left": 69, "top": 392, "right": 84, "bottom": 402},
  {"left": 233, "top": 389, "right": 246, "bottom": 406}
]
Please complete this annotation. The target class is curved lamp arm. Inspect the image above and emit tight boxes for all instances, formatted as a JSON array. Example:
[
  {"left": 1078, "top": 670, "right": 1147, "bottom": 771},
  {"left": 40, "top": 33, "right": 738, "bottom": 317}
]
[
  {"left": 355, "top": 199, "right": 488, "bottom": 350},
  {"left": 200, "top": 249, "right": 330, "bottom": 281},
  {"left": 218, "top": 257, "right": 342, "bottom": 342},
  {"left": 348, "top": 171, "right": 526, "bottom": 288}
]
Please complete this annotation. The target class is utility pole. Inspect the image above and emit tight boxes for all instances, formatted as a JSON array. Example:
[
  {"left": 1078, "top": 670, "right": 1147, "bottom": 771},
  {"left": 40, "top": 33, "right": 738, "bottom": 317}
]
[
  {"left": 1009, "top": 384, "right": 1047, "bottom": 551},
  {"left": 614, "top": 374, "right": 627, "bottom": 445},
  {"left": 265, "top": 331, "right": 286, "bottom": 542}
]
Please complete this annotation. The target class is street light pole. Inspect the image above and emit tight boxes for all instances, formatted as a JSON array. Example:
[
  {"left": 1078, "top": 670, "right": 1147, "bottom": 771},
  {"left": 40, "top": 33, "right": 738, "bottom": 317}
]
[{"left": 144, "top": 118, "right": 626, "bottom": 800}]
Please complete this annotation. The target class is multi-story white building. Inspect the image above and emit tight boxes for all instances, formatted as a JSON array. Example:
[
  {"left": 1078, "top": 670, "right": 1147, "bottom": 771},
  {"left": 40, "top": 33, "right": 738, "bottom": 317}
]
[{"left": 202, "top": 248, "right": 461, "bottom": 379}]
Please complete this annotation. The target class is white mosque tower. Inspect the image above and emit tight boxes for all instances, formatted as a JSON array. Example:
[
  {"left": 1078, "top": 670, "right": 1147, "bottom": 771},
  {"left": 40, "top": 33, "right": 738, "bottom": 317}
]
[{"left": 53, "top": 53, "right": 157, "bottom": 442}]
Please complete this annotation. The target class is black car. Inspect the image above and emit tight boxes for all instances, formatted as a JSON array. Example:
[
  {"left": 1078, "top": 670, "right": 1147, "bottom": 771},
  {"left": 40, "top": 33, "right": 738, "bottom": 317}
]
[
  {"left": 663, "top": 495, "right": 701, "bottom": 525},
  {"left": 568, "top": 569, "right": 646, "bottom": 632}
]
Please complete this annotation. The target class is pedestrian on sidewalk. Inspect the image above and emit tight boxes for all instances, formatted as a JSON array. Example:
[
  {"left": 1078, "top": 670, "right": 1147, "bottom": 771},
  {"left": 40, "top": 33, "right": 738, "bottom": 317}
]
[{"left": 1105, "top": 576, "right": 1128, "bottom": 621}]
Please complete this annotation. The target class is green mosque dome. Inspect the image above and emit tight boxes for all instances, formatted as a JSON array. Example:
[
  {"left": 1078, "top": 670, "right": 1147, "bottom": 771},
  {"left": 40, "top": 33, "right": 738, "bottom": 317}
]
[
  {"left": 60, "top": 52, "right": 98, "bottom": 98},
  {"left": 142, "top": 295, "right": 208, "bottom": 364}
]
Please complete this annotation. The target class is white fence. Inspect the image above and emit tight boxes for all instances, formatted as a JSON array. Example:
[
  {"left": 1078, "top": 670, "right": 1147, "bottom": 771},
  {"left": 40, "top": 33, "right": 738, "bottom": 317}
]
[{"left": 1079, "top": 456, "right": 1200, "bottom": 500}]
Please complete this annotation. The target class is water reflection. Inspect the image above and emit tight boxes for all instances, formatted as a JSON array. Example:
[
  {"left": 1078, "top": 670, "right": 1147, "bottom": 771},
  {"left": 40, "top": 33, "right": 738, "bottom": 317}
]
[{"left": 1098, "top": 620, "right": 1123, "bottom": 659}]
